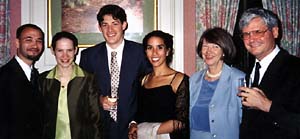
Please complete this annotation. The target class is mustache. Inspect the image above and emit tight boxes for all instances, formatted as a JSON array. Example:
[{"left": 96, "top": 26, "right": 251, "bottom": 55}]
[
  {"left": 28, "top": 48, "right": 40, "bottom": 51},
  {"left": 27, "top": 48, "right": 44, "bottom": 61}
]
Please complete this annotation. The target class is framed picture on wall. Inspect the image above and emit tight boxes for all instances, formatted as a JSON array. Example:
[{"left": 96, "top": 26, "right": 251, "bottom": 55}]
[{"left": 48, "top": 0, "right": 157, "bottom": 47}]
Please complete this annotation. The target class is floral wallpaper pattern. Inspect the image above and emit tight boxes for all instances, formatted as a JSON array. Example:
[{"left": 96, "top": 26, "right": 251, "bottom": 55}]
[
  {"left": 263, "top": 0, "right": 300, "bottom": 57},
  {"left": 0, "top": 0, "right": 10, "bottom": 67}
]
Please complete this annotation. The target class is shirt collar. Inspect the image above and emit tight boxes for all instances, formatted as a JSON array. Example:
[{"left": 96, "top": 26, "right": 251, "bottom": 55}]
[
  {"left": 106, "top": 39, "right": 125, "bottom": 54},
  {"left": 256, "top": 45, "right": 280, "bottom": 68},
  {"left": 15, "top": 55, "right": 32, "bottom": 80},
  {"left": 46, "top": 63, "right": 85, "bottom": 80},
  {"left": 252, "top": 45, "right": 280, "bottom": 84}
]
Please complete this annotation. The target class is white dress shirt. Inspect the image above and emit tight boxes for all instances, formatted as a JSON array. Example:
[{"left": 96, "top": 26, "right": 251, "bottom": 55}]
[
  {"left": 106, "top": 40, "right": 125, "bottom": 72},
  {"left": 251, "top": 46, "right": 280, "bottom": 85},
  {"left": 15, "top": 55, "right": 33, "bottom": 81}
]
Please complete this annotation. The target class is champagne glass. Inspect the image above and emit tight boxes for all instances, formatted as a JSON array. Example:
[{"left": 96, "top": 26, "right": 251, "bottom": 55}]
[{"left": 107, "top": 95, "right": 118, "bottom": 112}]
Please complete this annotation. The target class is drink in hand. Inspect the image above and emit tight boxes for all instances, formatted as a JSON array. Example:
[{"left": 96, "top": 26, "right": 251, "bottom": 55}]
[
  {"left": 108, "top": 96, "right": 118, "bottom": 111},
  {"left": 108, "top": 97, "right": 117, "bottom": 103}
]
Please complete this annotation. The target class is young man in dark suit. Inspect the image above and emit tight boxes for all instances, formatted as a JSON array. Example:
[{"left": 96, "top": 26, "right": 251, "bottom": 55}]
[
  {"left": 80, "top": 4, "right": 151, "bottom": 139},
  {"left": 238, "top": 8, "right": 300, "bottom": 139},
  {"left": 0, "top": 24, "right": 45, "bottom": 139}
]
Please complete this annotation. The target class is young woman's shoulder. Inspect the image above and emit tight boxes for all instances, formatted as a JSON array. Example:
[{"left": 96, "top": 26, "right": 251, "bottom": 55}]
[{"left": 171, "top": 71, "right": 189, "bottom": 93}]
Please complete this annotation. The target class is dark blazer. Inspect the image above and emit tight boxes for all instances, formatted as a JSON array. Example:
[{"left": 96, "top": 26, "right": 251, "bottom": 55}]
[
  {"left": 80, "top": 40, "right": 151, "bottom": 139},
  {"left": 39, "top": 65, "right": 103, "bottom": 139},
  {"left": 240, "top": 49, "right": 300, "bottom": 139},
  {"left": 0, "top": 58, "right": 43, "bottom": 139}
]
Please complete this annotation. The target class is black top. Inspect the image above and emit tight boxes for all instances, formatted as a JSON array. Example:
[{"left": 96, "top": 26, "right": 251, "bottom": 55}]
[
  {"left": 136, "top": 73, "right": 190, "bottom": 139},
  {"left": 137, "top": 85, "right": 176, "bottom": 123}
]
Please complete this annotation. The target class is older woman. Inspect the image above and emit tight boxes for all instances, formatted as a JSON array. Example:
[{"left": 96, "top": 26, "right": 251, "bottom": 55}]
[
  {"left": 128, "top": 30, "right": 189, "bottom": 139},
  {"left": 190, "top": 27, "right": 244, "bottom": 139},
  {"left": 39, "top": 31, "right": 102, "bottom": 139}
]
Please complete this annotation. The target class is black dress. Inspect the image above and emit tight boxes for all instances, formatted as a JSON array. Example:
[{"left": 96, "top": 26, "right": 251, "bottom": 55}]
[{"left": 136, "top": 73, "right": 190, "bottom": 139}]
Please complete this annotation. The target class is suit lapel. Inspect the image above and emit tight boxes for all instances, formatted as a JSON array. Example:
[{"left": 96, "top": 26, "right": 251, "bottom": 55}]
[
  {"left": 10, "top": 58, "right": 30, "bottom": 83},
  {"left": 211, "top": 64, "right": 231, "bottom": 103},
  {"left": 191, "top": 64, "right": 232, "bottom": 106},
  {"left": 119, "top": 40, "right": 134, "bottom": 87},
  {"left": 259, "top": 50, "right": 287, "bottom": 98},
  {"left": 190, "top": 71, "right": 205, "bottom": 106},
  {"left": 95, "top": 45, "right": 111, "bottom": 95}
]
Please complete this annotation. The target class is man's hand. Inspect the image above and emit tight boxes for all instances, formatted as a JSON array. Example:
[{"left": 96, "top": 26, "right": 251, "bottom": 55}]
[
  {"left": 99, "top": 95, "right": 117, "bottom": 111},
  {"left": 238, "top": 87, "right": 272, "bottom": 112}
]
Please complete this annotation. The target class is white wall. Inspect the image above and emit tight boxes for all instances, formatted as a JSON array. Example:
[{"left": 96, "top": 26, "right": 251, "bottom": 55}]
[{"left": 22, "top": 0, "right": 184, "bottom": 73}]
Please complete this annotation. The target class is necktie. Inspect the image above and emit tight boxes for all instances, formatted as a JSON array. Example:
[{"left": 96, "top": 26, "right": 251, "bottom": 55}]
[
  {"left": 30, "top": 66, "right": 39, "bottom": 93},
  {"left": 110, "top": 51, "right": 119, "bottom": 121},
  {"left": 252, "top": 62, "right": 261, "bottom": 87}
]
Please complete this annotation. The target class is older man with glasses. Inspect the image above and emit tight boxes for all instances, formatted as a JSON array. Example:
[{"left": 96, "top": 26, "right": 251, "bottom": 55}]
[{"left": 237, "top": 8, "right": 300, "bottom": 139}]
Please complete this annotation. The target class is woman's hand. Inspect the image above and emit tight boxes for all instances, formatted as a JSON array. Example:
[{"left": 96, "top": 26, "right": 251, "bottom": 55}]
[{"left": 128, "top": 122, "right": 137, "bottom": 139}]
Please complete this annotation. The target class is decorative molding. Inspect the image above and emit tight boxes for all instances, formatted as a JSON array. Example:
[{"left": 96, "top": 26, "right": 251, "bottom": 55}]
[
  {"left": 157, "top": 0, "right": 184, "bottom": 72},
  {"left": 22, "top": 0, "right": 55, "bottom": 72}
]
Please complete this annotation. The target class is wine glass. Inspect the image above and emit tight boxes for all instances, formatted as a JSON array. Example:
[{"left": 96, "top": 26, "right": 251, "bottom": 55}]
[{"left": 107, "top": 95, "right": 118, "bottom": 112}]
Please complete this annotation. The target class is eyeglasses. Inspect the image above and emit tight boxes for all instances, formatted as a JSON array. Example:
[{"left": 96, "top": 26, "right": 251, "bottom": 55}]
[{"left": 240, "top": 29, "right": 269, "bottom": 40}]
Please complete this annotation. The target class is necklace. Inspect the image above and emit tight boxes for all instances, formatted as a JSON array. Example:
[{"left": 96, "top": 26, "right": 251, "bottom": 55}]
[{"left": 206, "top": 70, "right": 222, "bottom": 78}]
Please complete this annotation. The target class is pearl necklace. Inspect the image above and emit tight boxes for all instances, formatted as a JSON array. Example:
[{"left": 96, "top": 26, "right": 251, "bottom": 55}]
[{"left": 206, "top": 70, "right": 222, "bottom": 78}]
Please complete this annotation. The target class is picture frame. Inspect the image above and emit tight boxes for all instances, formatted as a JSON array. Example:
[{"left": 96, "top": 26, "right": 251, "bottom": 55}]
[{"left": 48, "top": 0, "right": 157, "bottom": 47}]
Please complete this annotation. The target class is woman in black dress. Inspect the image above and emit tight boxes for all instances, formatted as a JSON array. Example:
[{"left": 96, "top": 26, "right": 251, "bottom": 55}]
[{"left": 128, "top": 30, "right": 189, "bottom": 139}]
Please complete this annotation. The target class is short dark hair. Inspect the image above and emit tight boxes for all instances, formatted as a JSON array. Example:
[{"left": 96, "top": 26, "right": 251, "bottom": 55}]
[
  {"left": 51, "top": 31, "right": 78, "bottom": 50},
  {"left": 97, "top": 4, "right": 127, "bottom": 30},
  {"left": 197, "top": 27, "right": 236, "bottom": 64},
  {"left": 16, "top": 23, "right": 45, "bottom": 41},
  {"left": 143, "top": 30, "right": 174, "bottom": 66}
]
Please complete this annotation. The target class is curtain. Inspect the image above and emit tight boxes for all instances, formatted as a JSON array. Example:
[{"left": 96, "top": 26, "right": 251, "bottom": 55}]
[
  {"left": 262, "top": 0, "right": 300, "bottom": 57},
  {"left": 0, "top": 0, "right": 10, "bottom": 67},
  {"left": 195, "top": 0, "right": 240, "bottom": 71}
]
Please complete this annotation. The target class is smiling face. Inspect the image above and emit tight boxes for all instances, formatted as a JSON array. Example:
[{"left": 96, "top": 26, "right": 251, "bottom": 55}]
[
  {"left": 145, "top": 36, "right": 169, "bottom": 68},
  {"left": 52, "top": 38, "right": 77, "bottom": 69},
  {"left": 201, "top": 39, "right": 224, "bottom": 68},
  {"left": 16, "top": 27, "right": 44, "bottom": 65},
  {"left": 99, "top": 15, "right": 127, "bottom": 49},
  {"left": 242, "top": 17, "right": 278, "bottom": 60}
]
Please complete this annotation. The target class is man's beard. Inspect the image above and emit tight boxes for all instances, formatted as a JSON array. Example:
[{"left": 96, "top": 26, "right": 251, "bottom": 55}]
[
  {"left": 27, "top": 53, "right": 42, "bottom": 61},
  {"left": 25, "top": 47, "right": 44, "bottom": 61}
]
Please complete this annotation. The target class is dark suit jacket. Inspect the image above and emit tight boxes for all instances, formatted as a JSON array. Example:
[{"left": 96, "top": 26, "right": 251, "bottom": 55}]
[
  {"left": 240, "top": 49, "right": 300, "bottom": 139},
  {"left": 0, "top": 58, "right": 43, "bottom": 139},
  {"left": 39, "top": 65, "right": 103, "bottom": 139},
  {"left": 80, "top": 40, "right": 151, "bottom": 139}
]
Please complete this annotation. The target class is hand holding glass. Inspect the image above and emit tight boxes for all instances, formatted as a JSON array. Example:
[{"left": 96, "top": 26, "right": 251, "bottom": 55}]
[
  {"left": 107, "top": 96, "right": 118, "bottom": 112},
  {"left": 238, "top": 77, "right": 252, "bottom": 89},
  {"left": 238, "top": 77, "right": 253, "bottom": 109}
]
